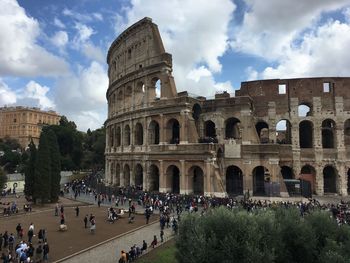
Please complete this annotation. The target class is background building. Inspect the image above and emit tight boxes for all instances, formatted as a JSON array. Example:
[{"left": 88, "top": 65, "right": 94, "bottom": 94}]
[
  {"left": 105, "top": 17, "right": 350, "bottom": 197},
  {"left": 0, "top": 106, "right": 60, "bottom": 148}
]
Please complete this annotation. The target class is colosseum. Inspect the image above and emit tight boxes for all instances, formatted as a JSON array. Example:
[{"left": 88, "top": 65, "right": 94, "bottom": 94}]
[{"left": 105, "top": 17, "right": 350, "bottom": 197}]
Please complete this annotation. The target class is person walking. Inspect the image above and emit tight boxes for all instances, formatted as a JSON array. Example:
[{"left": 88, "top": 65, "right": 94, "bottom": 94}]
[
  {"left": 43, "top": 241, "right": 49, "bottom": 262},
  {"left": 160, "top": 229, "right": 164, "bottom": 243},
  {"left": 75, "top": 206, "right": 79, "bottom": 217},
  {"left": 84, "top": 215, "right": 88, "bottom": 228}
]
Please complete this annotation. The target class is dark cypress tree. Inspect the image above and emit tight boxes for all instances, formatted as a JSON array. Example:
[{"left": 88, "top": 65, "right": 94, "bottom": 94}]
[
  {"left": 24, "top": 139, "right": 36, "bottom": 198},
  {"left": 47, "top": 129, "right": 61, "bottom": 202},
  {"left": 33, "top": 132, "right": 51, "bottom": 203}
]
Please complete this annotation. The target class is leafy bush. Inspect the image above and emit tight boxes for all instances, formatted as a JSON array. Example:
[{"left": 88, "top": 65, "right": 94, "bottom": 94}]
[{"left": 176, "top": 207, "right": 350, "bottom": 263}]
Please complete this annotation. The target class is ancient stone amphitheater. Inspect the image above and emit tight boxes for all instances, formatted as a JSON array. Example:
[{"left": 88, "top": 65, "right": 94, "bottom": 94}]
[{"left": 105, "top": 17, "right": 350, "bottom": 197}]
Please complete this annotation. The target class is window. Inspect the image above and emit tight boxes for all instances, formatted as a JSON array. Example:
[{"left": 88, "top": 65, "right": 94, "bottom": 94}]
[
  {"left": 323, "top": 82, "right": 330, "bottom": 93},
  {"left": 128, "top": 49, "right": 132, "bottom": 59},
  {"left": 278, "top": 84, "right": 286, "bottom": 94},
  {"left": 13, "top": 118, "right": 16, "bottom": 123}
]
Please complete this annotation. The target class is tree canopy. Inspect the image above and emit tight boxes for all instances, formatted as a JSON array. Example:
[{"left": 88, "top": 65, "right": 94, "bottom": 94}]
[{"left": 176, "top": 207, "right": 350, "bottom": 263}]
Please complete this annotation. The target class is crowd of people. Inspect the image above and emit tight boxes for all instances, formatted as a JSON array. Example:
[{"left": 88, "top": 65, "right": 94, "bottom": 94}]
[{"left": 0, "top": 223, "right": 49, "bottom": 263}]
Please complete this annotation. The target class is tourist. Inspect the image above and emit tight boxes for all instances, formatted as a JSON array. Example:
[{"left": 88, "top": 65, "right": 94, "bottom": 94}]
[
  {"left": 84, "top": 215, "right": 88, "bottom": 228},
  {"left": 160, "top": 229, "right": 164, "bottom": 242},
  {"left": 151, "top": 235, "right": 157, "bottom": 248},
  {"left": 119, "top": 250, "right": 127, "bottom": 263},
  {"left": 75, "top": 206, "right": 79, "bottom": 217},
  {"left": 54, "top": 204, "right": 59, "bottom": 216},
  {"left": 141, "top": 240, "right": 147, "bottom": 253},
  {"left": 90, "top": 216, "right": 96, "bottom": 234},
  {"left": 35, "top": 244, "right": 43, "bottom": 262},
  {"left": 16, "top": 223, "right": 22, "bottom": 238},
  {"left": 43, "top": 241, "right": 49, "bottom": 262}
]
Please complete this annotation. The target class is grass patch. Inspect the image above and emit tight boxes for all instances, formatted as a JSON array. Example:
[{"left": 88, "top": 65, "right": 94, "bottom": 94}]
[{"left": 137, "top": 240, "right": 177, "bottom": 263}]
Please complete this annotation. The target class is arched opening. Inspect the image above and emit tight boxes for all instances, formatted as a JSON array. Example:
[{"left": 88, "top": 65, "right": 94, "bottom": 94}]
[
  {"left": 189, "top": 166, "right": 204, "bottom": 195},
  {"left": 124, "top": 164, "right": 130, "bottom": 186},
  {"left": 110, "top": 162, "right": 115, "bottom": 184},
  {"left": 167, "top": 119, "right": 180, "bottom": 144},
  {"left": 253, "top": 166, "right": 268, "bottom": 195},
  {"left": 226, "top": 166, "right": 243, "bottom": 195},
  {"left": 300, "top": 165, "right": 316, "bottom": 194},
  {"left": 124, "top": 125, "right": 131, "bottom": 146},
  {"left": 135, "top": 164, "right": 143, "bottom": 189},
  {"left": 192, "top": 103, "right": 201, "bottom": 135},
  {"left": 166, "top": 165, "right": 180, "bottom": 194},
  {"left": 116, "top": 126, "right": 121, "bottom": 147},
  {"left": 134, "top": 122, "right": 143, "bottom": 145},
  {"left": 323, "top": 166, "right": 337, "bottom": 194},
  {"left": 344, "top": 119, "right": 350, "bottom": 146},
  {"left": 322, "top": 119, "right": 336, "bottom": 148},
  {"left": 281, "top": 166, "right": 293, "bottom": 180},
  {"left": 115, "top": 164, "right": 120, "bottom": 186},
  {"left": 109, "top": 126, "right": 114, "bottom": 147},
  {"left": 298, "top": 103, "right": 312, "bottom": 117},
  {"left": 204, "top": 120, "right": 216, "bottom": 138},
  {"left": 148, "top": 120, "right": 160, "bottom": 145},
  {"left": 299, "top": 120, "right": 313, "bottom": 148},
  {"left": 155, "top": 79, "right": 161, "bottom": 99},
  {"left": 125, "top": 86, "right": 132, "bottom": 110},
  {"left": 149, "top": 165, "right": 160, "bottom": 192},
  {"left": 276, "top": 120, "right": 292, "bottom": 144},
  {"left": 117, "top": 90, "right": 123, "bottom": 110},
  {"left": 255, "top": 121, "right": 269, "bottom": 143},
  {"left": 225, "top": 117, "right": 241, "bottom": 139},
  {"left": 135, "top": 81, "right": 145, "bottom": 106}
]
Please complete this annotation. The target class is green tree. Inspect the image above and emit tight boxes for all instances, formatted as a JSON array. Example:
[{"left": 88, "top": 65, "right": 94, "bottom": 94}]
[
  {"left": 24, "top": 140, "right": 36, "bottom": 198},
  {"left": 33, "top": 132, "right": 51, "bottom": 203},
  {"left": 0, "top": 167, "right": 7, "bottom": 190},
  {"left": 46, "top": 129, "right": 61, "bottom": 202}
]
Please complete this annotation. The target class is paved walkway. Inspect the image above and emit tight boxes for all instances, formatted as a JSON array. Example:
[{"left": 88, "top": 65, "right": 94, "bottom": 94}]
[{"left": 55, "top": 191, "right": 175, "bottom": 263}]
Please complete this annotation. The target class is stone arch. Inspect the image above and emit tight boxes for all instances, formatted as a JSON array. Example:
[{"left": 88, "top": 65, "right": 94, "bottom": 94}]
[
  {"left": 276, "top": 119, "right": 292, "bottom": 144},
  {"left": 110, "top": 161, "right": 115, "bottom": 184},
  {"left": 135, "top": 163, "right": 143, "bottom": 189},
  {"left": 225, "top": 117, "right": 241, "bottom": 139},
  {"left": 124, "top": 124, "right": 131, "bottom": 146},
  {"left": 298, "top": 103, "right": 312, "bottom": 117},
  {"left": 188, "top": 166, "right": 204, "bottom": 195},
  {"left": 116, "top": 126, "right": 121, "bottom": 147},
  {"left": 117, "top": 89, "right": 123, "bottom": 110},
  {"left": 166, "top": 165, "right": 180, "bottom": 194},
  {"left": 166, "top": 118, "right": 180, "bottom": 144},
  {"left": 124, "top": 164, "right": 130, "bottom": 186},
  {"left": 300, "top": 165, "right": 316, "bottom": 193},
  {"left": 299, "top": 120, "right": 313, "bottom": 148},
  {"left": 115, "top": 163, "right": 121, "bottom": 186},
  {"left": 135, "top": 81, "right": 145, "bottom": 105},
  {"left": 134, "top": 122, "right": 143, "bottom": 145},
  {"left": 253, "top": 166, "right": 269, "bottom": 195},
  {"left": 322, "top": 119, "right": 336, "bottom": 148},
  {"left": 149, "top": 77, "right": 161, "bottom": 100},
  {"left": 204, "top": 120, "right": 216, "bottom": 138},
  {"left": 109, "top": 126, "right": 114, "bottom": 147},
  {"left": 281, "top": 166, "right": 293, "bottom": 179},
  {"left": 226, "top": 165, "right": 243, "bottom": 195},
  {"left": 124, "top": 86, "right": 132, "bottom": 110},
  {"left": 192, "top": 103, "right": 201, "bottom": 135},
  {"left": 148, "top": 120, "right": 160, "bottom": 145},
  {"left": 255, "top": 121, "right": 269, "bottom": 143},
  {"left": 323, "top": 165, "right": 337, "bottom": 193},
  {"left": 344, "top": 119, "right": 350, "bottom": 146},
  {"left": 149, "top": 164, "right": 160, "bottom": 192}
]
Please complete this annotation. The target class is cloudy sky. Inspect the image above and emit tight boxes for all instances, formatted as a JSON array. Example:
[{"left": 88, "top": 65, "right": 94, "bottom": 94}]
[{"left": 1, "top": 0, "right": 350, "bottom": 131}]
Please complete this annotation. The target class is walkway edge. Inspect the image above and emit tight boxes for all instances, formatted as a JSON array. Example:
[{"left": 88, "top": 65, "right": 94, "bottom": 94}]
[{"left": 53, "top": 220, "right": 159, "bottom": 263}]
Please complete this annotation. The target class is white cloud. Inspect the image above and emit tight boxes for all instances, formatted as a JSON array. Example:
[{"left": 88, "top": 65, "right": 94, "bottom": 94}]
[
  {"left": 261, "top": 19, "right": 350, "bottom": 79},
  {"left": 93, "top": 13, "right": 103, "bottom": 21},
  {"left": 74, "top": 23, "right": 95, "bottom": 45},
  {"left": 0, "top": 78, "right": 16, "bottom": 105},
  {"left": 54, "top": 61, "right": 108, "bottom": 131},
  {"left": 82, "top": 43, "right": 105, "bottom": 63},
  {"left": 51, "top": 30, "right": 69, "bottom": 48},
  {"left": 0, "top": 0, "right": 69, "bottom": 77},
  {"left": 119, "top": 0, "right": 235, "bottom": 96},
  {"left": 53, "top": 17, "right": 65, "bottom": 28},
  {"left": 231, "top": 0, "right": 350, "bottom": 61},
  {"left": 62, "top": 8, "right": 102, "bottom": 23},
  {"left": 245, "top": 66, "right": 258, "bottom": 81},
  {"left": 16, "top": 81, "right": 55, "bottom": 109}
]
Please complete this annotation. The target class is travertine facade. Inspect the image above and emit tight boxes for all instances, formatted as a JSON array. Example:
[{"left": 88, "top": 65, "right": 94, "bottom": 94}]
[
  {"left": 0, "top": 106, "right": 60, "bottom": 148},
  {"left": 105, "top": 17, "right": 350, "bottom": 197}
]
